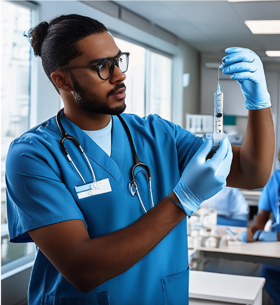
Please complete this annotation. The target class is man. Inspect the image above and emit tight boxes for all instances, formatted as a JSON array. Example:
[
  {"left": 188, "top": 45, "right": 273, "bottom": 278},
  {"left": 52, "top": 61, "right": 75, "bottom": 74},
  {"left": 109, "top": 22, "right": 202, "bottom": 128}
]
[
  {"left": 6, "top": 14, "right": 275, "bottom": 304},
  {"left": 241, "top": 149, "right": 280, "bottom": 305}
]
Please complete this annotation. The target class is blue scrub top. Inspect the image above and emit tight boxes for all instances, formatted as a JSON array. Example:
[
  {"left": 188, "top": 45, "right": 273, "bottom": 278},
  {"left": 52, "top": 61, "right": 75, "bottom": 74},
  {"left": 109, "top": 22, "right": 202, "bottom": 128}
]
[
  {"left": 6, "top": 112, "right": 203, "bottom": 305},
  {"left": 257, "top": 170, "right": 280, "bottom": 305},
  {"left": 258, "top": 170, "right": 280, "bottom": 221}
]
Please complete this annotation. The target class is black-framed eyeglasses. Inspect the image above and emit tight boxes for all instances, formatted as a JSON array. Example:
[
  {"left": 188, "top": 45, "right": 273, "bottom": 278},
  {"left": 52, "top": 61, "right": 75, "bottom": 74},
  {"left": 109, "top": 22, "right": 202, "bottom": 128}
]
[{"left": 62, "top": 51, "right": 130, "bottom": 80}]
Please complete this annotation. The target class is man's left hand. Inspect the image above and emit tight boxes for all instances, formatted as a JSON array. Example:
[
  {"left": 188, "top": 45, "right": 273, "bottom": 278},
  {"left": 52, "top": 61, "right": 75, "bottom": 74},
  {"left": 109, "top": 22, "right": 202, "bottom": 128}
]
[
  {"left": 220, "top": 47, "right": 270, "bottom": 110},
  {"left": 253, "top": 230, "right": 278, "bottom": 242}
]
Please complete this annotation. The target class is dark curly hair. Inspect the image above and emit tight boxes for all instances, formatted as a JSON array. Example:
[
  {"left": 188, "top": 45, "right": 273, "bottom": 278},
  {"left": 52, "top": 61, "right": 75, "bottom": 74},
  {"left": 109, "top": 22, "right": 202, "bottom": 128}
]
[{"left": 25, "top": 14, "right": 107, "bottom": 93}]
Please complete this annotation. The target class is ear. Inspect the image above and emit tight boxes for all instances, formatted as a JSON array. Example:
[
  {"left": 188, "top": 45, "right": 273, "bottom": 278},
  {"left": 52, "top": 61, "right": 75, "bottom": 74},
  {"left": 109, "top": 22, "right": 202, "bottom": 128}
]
[{"left": 51, "top": 72, "right": 73, "bottom": 93}]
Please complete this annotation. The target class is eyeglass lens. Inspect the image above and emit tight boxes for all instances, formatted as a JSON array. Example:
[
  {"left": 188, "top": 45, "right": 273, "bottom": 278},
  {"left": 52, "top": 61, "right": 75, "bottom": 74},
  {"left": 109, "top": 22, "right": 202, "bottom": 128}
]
[{"left": 98, "top": 54, "right": 128, "bottom": 80}]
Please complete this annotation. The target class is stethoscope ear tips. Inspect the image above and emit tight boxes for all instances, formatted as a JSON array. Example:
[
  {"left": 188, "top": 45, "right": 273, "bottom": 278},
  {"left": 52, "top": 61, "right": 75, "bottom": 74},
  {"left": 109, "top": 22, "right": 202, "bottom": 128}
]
[{"left": 129, "top": 181, "right": 137, "bottom": 197}]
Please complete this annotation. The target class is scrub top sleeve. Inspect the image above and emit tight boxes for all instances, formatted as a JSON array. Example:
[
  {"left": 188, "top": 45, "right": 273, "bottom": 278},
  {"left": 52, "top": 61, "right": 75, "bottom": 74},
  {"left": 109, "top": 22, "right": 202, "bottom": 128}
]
[
  {"left": 258, "top": 173, "right": 277, "bottom": 212},
  {"left": 6, "top": 139, "right": 87, "bottom": 243},
  {"left": 155, "top": 116, "right": 203, "bottom": 175},
  {"left": 170, "top": 124, "right": 203, "bottom": 175},
  {"left": 175, "top": 129, "right": 203, "bottom": 174}
]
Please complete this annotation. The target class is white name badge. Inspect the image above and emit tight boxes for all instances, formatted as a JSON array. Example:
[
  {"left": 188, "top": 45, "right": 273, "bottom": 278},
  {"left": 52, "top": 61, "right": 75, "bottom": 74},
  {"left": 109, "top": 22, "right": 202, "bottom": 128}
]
[{"left": 75, "top": 178, "right": 112, "bottom": 199}]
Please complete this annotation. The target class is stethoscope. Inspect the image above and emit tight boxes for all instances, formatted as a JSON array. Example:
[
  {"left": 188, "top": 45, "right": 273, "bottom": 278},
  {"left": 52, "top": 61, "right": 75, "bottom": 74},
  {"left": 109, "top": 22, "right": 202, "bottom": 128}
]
[{"left": 56, "top": 108, "right": 154, "bottom": 213}]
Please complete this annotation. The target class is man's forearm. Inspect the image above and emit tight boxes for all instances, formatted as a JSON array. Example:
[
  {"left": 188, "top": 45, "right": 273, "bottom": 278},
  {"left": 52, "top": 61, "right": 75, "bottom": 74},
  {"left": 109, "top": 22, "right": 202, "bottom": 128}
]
[
  {"left": 78, "top": 192, "right": 185, "bottom": 291},
  {"left": 241, "top": 108, "right": 275, "bottom": 187},
  {"left": 228, "top": 108, "right": 275, "bottom": 189}
]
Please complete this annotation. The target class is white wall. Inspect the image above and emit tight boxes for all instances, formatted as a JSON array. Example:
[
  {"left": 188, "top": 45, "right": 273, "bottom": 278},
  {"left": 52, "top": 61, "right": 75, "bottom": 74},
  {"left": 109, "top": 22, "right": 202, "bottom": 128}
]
[
  {"left": 182, "top": 42, "right": 201, "bottom": 128},
  {"left": 32, "top": 0, "right": 200, "bottom": 128}
]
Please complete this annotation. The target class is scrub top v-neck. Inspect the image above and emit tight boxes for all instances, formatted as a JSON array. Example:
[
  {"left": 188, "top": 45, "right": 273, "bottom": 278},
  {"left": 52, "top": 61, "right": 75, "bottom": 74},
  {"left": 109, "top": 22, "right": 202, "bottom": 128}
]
[{"left": 83, "top": 118, "right": 112, "bottom": 156}]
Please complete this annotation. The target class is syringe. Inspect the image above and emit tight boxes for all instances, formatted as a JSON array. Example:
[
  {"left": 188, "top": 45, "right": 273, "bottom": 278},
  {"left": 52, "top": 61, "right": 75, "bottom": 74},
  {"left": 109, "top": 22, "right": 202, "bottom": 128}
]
[{"left": 213, "top": 68, "right": 224, "bottom": 148}]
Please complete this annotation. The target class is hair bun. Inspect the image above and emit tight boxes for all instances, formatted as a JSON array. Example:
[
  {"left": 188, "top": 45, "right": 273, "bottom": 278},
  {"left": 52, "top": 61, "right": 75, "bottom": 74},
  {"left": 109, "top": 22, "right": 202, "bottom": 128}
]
[{"left": 25, "top": 21, "right": 49, "bottom": 57}]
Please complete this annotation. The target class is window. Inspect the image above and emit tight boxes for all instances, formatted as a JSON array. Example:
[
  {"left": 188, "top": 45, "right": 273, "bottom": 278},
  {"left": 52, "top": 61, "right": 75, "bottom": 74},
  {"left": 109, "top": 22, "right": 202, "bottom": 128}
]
[
  {"left": 1, "top": 1, "right": 35, "bottom": 271},
  {"left": 114, "top": 38, "right": 146, "bottom": 117},
  {"left": 114, "top": 37, "right": 172, "bottom": 120},
  {"left": 148, "top": 52, "right": 172, "bottom": 121}
]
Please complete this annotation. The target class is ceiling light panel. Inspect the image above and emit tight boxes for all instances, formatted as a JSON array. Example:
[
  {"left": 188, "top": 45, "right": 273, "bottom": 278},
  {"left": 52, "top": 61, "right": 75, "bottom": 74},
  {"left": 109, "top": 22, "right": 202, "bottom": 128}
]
[
  {"left": 265, "top": 51, "right": 280, "bottom": 57},
  {"left": 245, "top": 20, "right": 280, "bottom": 34}
]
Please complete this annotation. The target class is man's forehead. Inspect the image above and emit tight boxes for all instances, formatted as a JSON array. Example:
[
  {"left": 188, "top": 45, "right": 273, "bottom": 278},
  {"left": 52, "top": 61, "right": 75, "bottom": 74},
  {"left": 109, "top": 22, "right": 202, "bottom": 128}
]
[{"left": 77, "top": 32, "right": 119, "bottom": 59}]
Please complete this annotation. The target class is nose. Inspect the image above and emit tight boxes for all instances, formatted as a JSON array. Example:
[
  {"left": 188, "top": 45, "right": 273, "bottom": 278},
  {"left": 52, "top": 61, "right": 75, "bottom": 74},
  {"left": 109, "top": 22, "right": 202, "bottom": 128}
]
[{"left": 110, "top": 64, "right": 126, "bottom": 83}]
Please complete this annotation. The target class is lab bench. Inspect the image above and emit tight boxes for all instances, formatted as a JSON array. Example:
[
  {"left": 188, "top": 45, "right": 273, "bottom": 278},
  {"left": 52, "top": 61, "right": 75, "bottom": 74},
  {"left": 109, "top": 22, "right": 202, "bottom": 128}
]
[
  {"left": 190, "top": 225, "right": 280, "bottom": 268},
  {"left": 189, "top": 270, "right": 265, "bottom": 305}
]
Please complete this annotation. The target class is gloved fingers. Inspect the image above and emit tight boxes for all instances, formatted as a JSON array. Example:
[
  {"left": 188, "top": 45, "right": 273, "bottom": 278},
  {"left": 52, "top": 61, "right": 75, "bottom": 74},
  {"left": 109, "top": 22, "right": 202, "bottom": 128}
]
[
  {"left": 229, "top": 71, "right": 258, "bottom": 83},
  {"left": 221, "top": 51, "right": 256, "bottom": 67},
  {"left": 214, "top": 175, "right": 227, "bottom": 188},
  {"left": 216, "top": 139, "right": 233, "bottom": 178},
  {"left": 225, "top": 47, "right": 255, "bottom": 54},
  {"left": 193, "top": 138, "right": 212, "bottom": 162},
  {"left": 222, "top": 62, "right": 257, "bottom": 75},
  {"left": 224, "top": 139, "right": 233, "bottom": 165},
  {"left": 226, "top": 137, "right": 233, "bottom": 158},
  {"left": 253, "top": 230, "right": 262, "bottom": 241},
  {"left": 240, "top": 230, "right": 248, "bottom": 243},
  {"left": 208, "top": 137, "right": 228, "bottom": 168},
  {"left": 217, "top": 141, "right": 233, "bottom": 172}
]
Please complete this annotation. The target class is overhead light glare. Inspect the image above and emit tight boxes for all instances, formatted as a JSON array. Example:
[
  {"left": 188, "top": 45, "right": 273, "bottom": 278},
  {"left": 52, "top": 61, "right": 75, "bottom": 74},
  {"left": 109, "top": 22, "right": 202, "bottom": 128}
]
[
  {"left": 245, "top": 20, "right": 280, "bottom": 34},
  {"left": 265, "top": 51, "right": 280, "bottom": 57}
]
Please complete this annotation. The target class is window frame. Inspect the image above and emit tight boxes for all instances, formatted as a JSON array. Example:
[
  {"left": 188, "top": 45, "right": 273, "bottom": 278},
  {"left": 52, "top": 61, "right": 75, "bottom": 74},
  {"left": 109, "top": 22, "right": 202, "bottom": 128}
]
[{"left": 1, "top": 0, "right": 38, "bottom": 279}]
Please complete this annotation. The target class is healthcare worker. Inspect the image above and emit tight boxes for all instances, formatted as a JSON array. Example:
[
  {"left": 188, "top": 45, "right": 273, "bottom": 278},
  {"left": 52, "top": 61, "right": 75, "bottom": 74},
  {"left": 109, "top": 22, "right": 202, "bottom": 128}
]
[
  {"left": 241, "top": 149, "right": 280, "bottom": 305},
  {"left": 202, "top": 187, "right": 249, "bottom": 227},
  {"left": 6, "top": 14, "right": 275, "bottom": 305}
]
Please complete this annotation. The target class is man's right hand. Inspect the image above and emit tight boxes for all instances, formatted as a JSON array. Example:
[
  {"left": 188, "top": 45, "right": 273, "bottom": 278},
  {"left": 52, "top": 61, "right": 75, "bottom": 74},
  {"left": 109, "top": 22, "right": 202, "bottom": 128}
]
[
  {"left": 240, "top": 228, "right": 255, "bottom": 243},
  {"left": 173, "top": 137, "right": 233, "bottom": 215}
]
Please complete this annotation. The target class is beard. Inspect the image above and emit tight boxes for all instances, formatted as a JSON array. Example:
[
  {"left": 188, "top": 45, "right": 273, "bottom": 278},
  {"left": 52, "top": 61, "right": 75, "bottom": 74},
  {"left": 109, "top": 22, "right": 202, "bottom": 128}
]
[{"left": 70, "top": 73, "right": 126, "bottom": 115}]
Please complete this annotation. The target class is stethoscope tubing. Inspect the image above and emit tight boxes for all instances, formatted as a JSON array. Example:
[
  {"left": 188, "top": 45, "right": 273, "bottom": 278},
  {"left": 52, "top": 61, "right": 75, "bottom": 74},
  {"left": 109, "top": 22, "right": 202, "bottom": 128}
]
[
  {"left": 56, "top": 108, "right": 96, "bottom": 184},
  {"left": 56, "top": 109, "right": 154, "bottom": 213}
]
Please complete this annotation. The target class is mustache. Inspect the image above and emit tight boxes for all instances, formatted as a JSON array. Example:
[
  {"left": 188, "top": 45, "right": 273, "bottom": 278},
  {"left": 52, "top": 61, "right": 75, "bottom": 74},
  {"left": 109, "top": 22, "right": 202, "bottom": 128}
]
[{"left": 107, "top": 83, "right": 126, "bottom": 98}]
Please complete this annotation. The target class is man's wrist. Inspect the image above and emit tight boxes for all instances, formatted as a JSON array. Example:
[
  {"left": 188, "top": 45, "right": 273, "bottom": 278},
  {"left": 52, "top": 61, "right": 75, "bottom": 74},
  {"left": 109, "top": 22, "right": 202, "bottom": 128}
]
[
  {"left": 164, "top": 192, "right": 186, "bottom": 218},
  {"left": 167, "top": 192, "right": 180, "bottom": 204},
  {"left": 173, "top": 183, "right": 202, "bottom": 216},
  {"left": 245, "top": 94, "right": 271, "bottom": 110},
  {"left": 166, "top": 193, "right": 185, "bottom": 213}
]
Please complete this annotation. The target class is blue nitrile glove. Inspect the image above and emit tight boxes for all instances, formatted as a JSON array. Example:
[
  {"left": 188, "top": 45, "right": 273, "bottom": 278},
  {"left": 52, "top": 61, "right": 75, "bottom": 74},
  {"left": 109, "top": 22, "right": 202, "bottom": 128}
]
[
  {"left": 253, "top": 230, "right": 278, "bottom": 242},
  {"left": 220, "top": 47, "right": 271, "bottom": 110},
  {"left": 173, "top": 137, "right": 233, "bottom": 215},
  {"left": 240, "top": 230, "right": 248, "bottom": 243}
]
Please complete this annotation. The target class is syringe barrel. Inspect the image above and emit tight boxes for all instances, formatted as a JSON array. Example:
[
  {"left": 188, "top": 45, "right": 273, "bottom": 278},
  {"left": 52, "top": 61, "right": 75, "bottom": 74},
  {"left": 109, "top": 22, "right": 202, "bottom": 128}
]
[{"left": 213, "top": 91, "right": 224, "bottom": 146}]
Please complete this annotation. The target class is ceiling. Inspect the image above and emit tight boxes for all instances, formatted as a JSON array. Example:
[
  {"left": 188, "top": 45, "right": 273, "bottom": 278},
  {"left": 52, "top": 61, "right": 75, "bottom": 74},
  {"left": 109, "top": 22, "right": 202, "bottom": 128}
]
[{"left": 114, "top": 0, "right": 280, "bottom": 60}]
